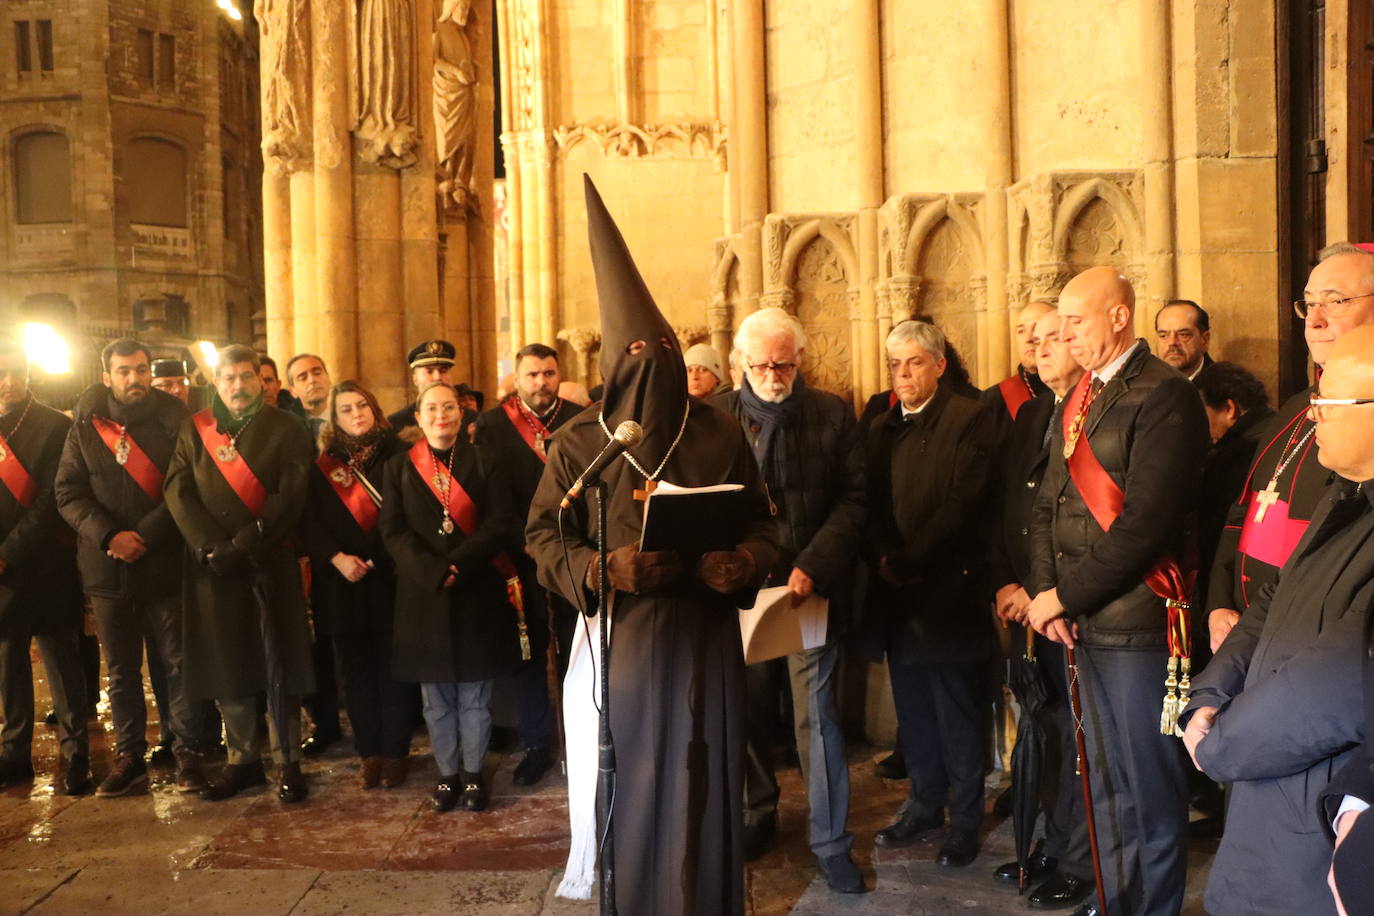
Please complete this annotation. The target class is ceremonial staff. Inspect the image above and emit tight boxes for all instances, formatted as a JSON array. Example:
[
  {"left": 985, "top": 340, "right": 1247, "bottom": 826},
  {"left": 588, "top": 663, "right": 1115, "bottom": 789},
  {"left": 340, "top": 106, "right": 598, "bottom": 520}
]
[{"left": 1066, "top": 647, "right": 1108, "bottom": 914}]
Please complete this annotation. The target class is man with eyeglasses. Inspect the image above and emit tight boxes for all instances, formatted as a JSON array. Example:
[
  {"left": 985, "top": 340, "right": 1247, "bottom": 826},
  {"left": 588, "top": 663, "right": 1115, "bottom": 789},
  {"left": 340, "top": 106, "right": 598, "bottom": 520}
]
[
  {"left": 1205, "top": 242, "right": 1374, "bottom": 656},
  {"left": 715, "top": 308, "right": 867, "bottom": 893},
  {"left": 1180, "top": 324, "right": 1374, "bottom": 916}
]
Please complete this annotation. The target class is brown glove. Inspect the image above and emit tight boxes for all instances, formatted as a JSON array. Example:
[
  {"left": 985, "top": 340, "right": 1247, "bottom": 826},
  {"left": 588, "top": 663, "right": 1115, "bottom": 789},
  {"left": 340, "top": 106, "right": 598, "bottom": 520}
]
[
  {"left": 585, "top": 546, "right": 683, "bottom": 595},
  {"left": 697, "top": 548, "right": 757, "bottom": 595}
]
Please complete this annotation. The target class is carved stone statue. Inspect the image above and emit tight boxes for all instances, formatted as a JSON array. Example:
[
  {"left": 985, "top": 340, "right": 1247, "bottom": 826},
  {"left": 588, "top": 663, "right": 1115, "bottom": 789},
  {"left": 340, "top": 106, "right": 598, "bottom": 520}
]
[
  {"left": 355, "top": 0, "right": 419, "bottom": 169},
  {"left": 255, "top": 0, "right": 313, "bottom": 169},
  {"left": 434, "top": 0, "right": 477, "bottom": 211}
]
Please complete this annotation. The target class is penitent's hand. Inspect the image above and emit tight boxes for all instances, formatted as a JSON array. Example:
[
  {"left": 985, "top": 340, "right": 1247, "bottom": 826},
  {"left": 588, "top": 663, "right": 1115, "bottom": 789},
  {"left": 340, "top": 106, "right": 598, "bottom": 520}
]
[
  {"left": 587, "top": 546, "right": 683, "bottom": 595},
  {"left": 1209, "top": 608, "right": 1241, "bottom": 653},
  {"left": 697, "top": 548, "right": 756, "bottom": 594}
]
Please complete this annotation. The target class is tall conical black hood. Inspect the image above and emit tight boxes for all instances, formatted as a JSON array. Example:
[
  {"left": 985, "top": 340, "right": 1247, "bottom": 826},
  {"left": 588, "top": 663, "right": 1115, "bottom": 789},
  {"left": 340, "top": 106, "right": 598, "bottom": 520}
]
[{"left": 585, "top": 174, "right": 688, "bottom": 476}]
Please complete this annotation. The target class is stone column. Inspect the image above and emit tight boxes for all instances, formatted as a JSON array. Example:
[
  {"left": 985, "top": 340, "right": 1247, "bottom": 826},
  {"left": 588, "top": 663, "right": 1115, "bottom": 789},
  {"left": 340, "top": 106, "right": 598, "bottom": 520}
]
[
  {"left": 404, "top": 0, "right": 441, "bottom": 380},
  {"left": 311, "top": 0, "right": 358, "bottom": 378},
  {"left": 289, "top": 171, "right": 318, "bottom": 354},
  {"left": 1140, "top": 0, "right": 1177, "bottom": 334},
  {"left": 518, "top": 136, "right": 542, "bottom": 345},
  {"left": 262, "top": 167, "right": 294, "bottom": 358},
  {"left": 354, "top": 166, "right": 406, "bottom": 410},
  {"left": 536, "top": 130, "right": 558, "bottom": 347},
  {"left": 613, "top": 0, "right": 635, "bottom": 125},
  {"left": 981, "top": 0, "right": 1013, "bottom": 386},
  {"left": 502, "top": 133, "right": 526, "bottom": 351},
  {"left": 852, "top": 0, "right": 883, "bottom": 404},
  {"left": 730, "top": 0, "right": 767, "bottom": 316}
]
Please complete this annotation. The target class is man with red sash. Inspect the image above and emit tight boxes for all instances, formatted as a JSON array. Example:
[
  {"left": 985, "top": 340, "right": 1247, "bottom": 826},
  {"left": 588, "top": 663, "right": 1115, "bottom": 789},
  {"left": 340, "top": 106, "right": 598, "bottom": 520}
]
[
  {"left": 55, "top": 338, "right": 205, "bottom": 797},
  {"left": 981, "top": 300, "right": 1053, "bottom": 447},
  {"left": 0, "top": 341, "right": 90, "bottom": 795},
  {"left": 1027, "top": 267, "right": 1208, "bottom": 916},
  {"left": 1205, "top": 242, "right": 1374, "bottom": 654},
  {"left": 473, "top": 341, "right": 579, "bottom": 787},
  {"left": 165, "top": 344, "right": 316, "bottom": 804}
]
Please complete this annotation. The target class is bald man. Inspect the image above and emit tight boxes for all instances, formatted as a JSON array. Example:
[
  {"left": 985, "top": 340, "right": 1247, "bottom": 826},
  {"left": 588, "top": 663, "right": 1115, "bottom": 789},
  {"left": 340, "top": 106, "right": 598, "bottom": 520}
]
[
  {"left": 982, "top": 301, "right": 1054, "bottom": 444},
  {"left": 1026, "top": 267, "right": 1208, "bottom": 916},
  {"left": 1180, "top": 326, "right": 1374, "bottom": 916}
]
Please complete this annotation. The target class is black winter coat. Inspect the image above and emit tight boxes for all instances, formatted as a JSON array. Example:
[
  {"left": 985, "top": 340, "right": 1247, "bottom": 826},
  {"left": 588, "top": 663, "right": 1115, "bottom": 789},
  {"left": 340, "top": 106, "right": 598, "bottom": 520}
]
[
  {"left": 303, "top": 431, "right": 408, "bottom": 636},
  {"left": 986, "top": 392, "right": 1055, "bottom": 591},
  {"left": 716, "top": 386, "right": 867, "bottom": 637},
  {"left": 380, "top": 437, "right": 524, "bottom": 683},
  {"left": 1195, "top": 403, "right": 1274, "bottom": 613},
  {"left": 1321, "top": 588, "right": 1374, "bottom": 916},
  {"left": 863, "top": 386, "right": 994, "bottom": 665},
  {"left": 1029, "top": 343, "right": 1208, "bottom": 649},
  {"left": 55, "top": 385, "right": 188, "bottom": 601},
  {"left": 0, "top": 395, "right": 81, "bottom": 635}
]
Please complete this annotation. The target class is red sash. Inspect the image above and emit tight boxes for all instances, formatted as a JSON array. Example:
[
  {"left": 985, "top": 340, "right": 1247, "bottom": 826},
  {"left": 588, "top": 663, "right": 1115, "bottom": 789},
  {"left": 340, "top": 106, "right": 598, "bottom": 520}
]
[
  {"left": 0, "top": 430, "right": 36, "bottom": 508},
  {"left": 998, "top": 375, "right": 1033, "bottom": 421},
  {"left": 192, "top": 410, "right": 267, "bottom": 517},
  {"left": 91, "top": 416, "right": 164, "bottom": 504},
  {"left": 316, "top": 454, "right": 379, "bottom": 533},
  {"left": 408, "top": 440, "right": 518, "bottom": 580},
  {"left": 1061, "top": 372, "right": 1195, "bottom": 731},
  {"left": 502, "top": 397, "right": 549, "bottom": 464}
]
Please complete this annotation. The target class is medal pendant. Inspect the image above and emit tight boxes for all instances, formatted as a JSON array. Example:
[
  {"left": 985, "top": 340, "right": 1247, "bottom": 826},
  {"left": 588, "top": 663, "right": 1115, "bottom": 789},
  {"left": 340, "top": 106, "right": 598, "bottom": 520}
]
[
  {"left": 329, "top": 467, "right": 353, "bottom": 487},
  {"left": 1252, "top": 479, "right": 1281, "bottom": 523},
  {"left": 215, "top": 444, "right": 238, "bottom": 462},
  {"left": 0, "top": 443, "right": 9, "bottom": 462},
  {"left": 115, "top": 438, "right": 131, "bottom": 466},
  {"left": 440, "top": 517, "right": 455, "bottom": 535},
  {"left": 432, "top": 473, "right": 447, "bottom": 490},
  {"left": 534, "top": 431, "right": 545, "bottom": 457}
]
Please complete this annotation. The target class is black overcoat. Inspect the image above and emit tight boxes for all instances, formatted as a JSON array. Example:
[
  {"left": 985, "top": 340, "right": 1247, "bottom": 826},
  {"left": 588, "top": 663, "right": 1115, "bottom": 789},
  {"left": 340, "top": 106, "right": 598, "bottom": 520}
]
[
  {"left": 986, "top": 391, "right": 1055, "bottom": 591},
  {"left": 1321, "top": 591, "right": 1374, "bottom": 915},
  {"left": 164, "top": 402, "right": 316, "bottom": 701},
  {"left": 0, "top": 396, "right": 81, "bottom": 635},
  {"left": 55, "top": 384, "right": 187, "bottom": 601},
  {"left": 379, "top": 436, "right": 524, "bottom": 684},
  {"left": 302, "top": 432, "right": 408, "bottom": 636}
]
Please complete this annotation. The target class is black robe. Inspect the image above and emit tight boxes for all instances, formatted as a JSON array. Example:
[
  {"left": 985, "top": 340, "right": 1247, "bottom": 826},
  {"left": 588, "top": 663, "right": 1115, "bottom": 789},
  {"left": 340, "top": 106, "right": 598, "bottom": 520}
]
[
  {"left": 525, "top": 399, "right": 779, "bottom": 916},
  {"left": 379, "top": 437, "right": 524, "bottom": 684},
  {"left": 0, "top": 396, "right": 81, "bottom": 636},
  {"left": 1186, "top": 479, "right": 1374, "bottom": 916}
]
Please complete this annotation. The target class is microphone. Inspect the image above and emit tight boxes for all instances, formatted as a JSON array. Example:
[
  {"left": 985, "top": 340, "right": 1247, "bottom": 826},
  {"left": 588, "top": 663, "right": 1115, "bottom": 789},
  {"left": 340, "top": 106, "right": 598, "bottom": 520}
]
[{"left": 560, "top": 420, "right": 643, "bottom": 508}]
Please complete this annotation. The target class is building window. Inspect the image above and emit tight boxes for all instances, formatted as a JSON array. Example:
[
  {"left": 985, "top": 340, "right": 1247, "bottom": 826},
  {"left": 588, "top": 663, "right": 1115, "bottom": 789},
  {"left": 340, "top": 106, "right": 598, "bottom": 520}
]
[
  {"left": 157, "top": 33, "right": 174, "bottom": 90},
  {"left": 134, "top": 28, "right": 174, "bottom": 91},
  {"left": 14, "top": 20, "right": 54, "bottom": 76},
  {"left": 14, "top": 131, "right": 73, "bottom": 224},
  {"left": 135, "top": 29, "right": 154, "bottom": 86},
  {"left": 125, "top": 137, "right": 188, "bottom": 227}
]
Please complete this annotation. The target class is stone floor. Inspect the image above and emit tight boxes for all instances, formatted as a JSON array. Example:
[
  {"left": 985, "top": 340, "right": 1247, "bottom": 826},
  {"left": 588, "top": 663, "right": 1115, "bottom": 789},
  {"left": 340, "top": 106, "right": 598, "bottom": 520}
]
[{"left": 1, "top": 653, "right": 1217, "bottom": 915}]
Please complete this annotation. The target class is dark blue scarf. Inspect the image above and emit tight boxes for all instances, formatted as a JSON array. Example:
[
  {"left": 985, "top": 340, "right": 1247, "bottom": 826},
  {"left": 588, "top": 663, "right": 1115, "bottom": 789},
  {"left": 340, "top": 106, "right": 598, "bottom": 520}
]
[{"left": 737, "top": 374, "right": 805, "bottom": 488}]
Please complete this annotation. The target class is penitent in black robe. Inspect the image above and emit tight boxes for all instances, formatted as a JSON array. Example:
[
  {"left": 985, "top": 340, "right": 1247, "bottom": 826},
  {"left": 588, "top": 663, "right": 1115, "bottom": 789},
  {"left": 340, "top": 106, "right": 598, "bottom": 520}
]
[{"left": 525, "top": 398, "right": 780, "bottom": 916}]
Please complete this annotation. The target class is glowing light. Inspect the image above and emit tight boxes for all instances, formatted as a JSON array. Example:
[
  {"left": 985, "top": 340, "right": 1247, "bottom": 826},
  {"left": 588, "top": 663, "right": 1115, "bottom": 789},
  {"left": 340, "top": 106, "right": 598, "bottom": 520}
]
[
  {"left": 196, "top": 341, "right": 219, "bottom": 371},
  {"left": 227, "top": 6, "right": 242, "bottom": 19},
  {"left": 20, "top": 323, "right": 71, "bottom": 375}
]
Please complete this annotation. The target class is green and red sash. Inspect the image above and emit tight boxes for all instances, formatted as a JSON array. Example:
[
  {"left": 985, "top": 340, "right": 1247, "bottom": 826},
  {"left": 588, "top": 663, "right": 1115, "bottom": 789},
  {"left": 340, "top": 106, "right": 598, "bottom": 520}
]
[
  {"left": 91, "top": 416, "right": 164, "bottom": 503},
  {"left": 192, "top": 409, "right": 267, "bottom": 517},
  {"left": 316, "top": 453, "right": 379, "bottom": 533},
  {"left": 998, "top": 374, "right": 1033, "bottom": 421},
  {"left": 502, "top": 397, "right": 550, "bottom": 463},
  {"left": 0, "top": 430, "right": 36, "bottom": 508},
  {"left": 1061, "top": 371, "right": 1195, "bottom": 734}
]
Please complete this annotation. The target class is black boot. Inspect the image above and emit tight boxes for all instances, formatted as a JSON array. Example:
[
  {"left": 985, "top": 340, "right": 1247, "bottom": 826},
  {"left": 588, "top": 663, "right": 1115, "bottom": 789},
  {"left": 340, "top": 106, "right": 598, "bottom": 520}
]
[
  {"left": 200, "top": 761, "right": 268, "bottom": 801},
  {"left": 278, "top": 762, "right": 308, "bottom": 804},
  {"left": 62, "top": 754, "right": 93, "bottom": 796}
]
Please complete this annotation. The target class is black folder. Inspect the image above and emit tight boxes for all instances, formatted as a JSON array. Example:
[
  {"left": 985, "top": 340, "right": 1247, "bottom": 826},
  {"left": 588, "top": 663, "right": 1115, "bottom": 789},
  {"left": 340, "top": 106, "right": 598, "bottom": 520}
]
[{"left": 638, "top": 482, "right": 748, "bottom": 554}]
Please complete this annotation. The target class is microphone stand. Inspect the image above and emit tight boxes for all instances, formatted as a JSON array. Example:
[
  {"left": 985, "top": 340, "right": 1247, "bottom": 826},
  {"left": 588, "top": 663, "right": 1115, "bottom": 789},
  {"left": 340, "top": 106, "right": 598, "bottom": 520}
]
[{"left": 593, "top": 480, "right": 618, "bottom": 916}]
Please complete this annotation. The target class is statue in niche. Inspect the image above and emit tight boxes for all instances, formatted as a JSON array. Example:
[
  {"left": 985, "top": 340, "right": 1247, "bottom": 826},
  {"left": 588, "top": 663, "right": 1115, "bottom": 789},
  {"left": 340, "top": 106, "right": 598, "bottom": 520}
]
[
  {"left": 355, "top": 0, "right": 419, "bottom": 169},
  {"left": 255, "top": 0, "right": 312, "bottom": 167},
  {"left": 434, "top": 0, "right": 477, "bottom": 212}
]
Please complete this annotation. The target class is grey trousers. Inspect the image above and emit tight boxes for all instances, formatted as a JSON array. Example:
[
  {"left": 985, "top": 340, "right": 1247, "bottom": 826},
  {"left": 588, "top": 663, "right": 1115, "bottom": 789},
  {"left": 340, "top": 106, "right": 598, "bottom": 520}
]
[
  {"left": 421, "top": 680, "right": 493, "bottom": 776},
  {"left": 89, "top": 592, "right": 198, "bottom": 758},
  {"left": 218, "top": 695, "right": 302, "bottom": 765},
  {"left": 0, "top": 622, "right": 89, "bottom": 762},
  {"left": 744, "top": 641, "right": 853, "bottom": 857}
]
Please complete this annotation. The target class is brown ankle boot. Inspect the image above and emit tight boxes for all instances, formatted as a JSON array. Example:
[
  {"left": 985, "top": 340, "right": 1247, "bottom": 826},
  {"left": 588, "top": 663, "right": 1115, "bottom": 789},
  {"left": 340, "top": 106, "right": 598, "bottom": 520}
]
[
  {"left": 359, "top": 757, "right": 382, "bottom": 789},
  {"left": 380, "top": 757, "right": 408, "bottom": 788}
]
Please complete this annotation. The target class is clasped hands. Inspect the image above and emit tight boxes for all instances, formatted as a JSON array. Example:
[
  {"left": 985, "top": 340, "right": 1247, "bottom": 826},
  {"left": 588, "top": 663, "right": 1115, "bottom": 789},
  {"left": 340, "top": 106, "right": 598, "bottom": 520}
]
[
  {"left": 586, "top": 544, "right": 756, "bottom": 596},
  {"left": 1026, "top": 587, "right": 1080, "bottom": 647}
]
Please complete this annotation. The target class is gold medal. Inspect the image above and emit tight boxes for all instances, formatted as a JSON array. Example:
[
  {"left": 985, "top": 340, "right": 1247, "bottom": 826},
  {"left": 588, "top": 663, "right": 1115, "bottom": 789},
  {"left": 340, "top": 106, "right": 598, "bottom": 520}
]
[
  {"left": 216, "top": 444, "right": 238, "bottom": 462},
  {"left": 115, "top": 436, "right": 131, "bottom": 466},
  {"left": 432, "top": 472, "right": 448, "bottom": 490},
  {"left": 329, "top": 466, "right": 353, "bottom": 487},
  {"left": 440, "top": 517, "right": 455, "bottom": 535}
]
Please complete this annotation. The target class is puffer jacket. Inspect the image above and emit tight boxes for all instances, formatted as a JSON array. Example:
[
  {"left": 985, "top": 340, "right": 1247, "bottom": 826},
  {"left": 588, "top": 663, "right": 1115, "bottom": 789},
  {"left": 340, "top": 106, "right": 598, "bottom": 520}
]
[
  {"left": 716, "top": 385, "right": 867, "bottom": 637},
  {"left": 1029, "top": 342, "right": 1208, "bottom": 649},
  {"left": 55, "top": 384, "right": 188, "bottom": 600}
]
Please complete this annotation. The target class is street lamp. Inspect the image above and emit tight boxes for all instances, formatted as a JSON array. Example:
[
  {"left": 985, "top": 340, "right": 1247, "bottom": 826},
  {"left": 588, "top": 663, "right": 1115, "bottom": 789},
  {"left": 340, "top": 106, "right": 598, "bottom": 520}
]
[{"left": 19, "top": 322, "right": 71, "bottom": 375}]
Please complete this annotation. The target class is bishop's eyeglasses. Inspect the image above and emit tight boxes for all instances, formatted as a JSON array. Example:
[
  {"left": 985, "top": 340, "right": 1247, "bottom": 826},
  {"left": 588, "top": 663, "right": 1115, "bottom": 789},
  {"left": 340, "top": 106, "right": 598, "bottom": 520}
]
[
  {"left": 1293, "top": 293, "right": 1374, "bottom": 320},
  {"left": 1308, "top": 390, "right": 1374, "bottom": 421}
]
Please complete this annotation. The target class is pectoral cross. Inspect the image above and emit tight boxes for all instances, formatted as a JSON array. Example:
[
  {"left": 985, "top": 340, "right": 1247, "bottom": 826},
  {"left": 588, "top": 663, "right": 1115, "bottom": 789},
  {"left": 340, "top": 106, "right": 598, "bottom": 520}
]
[
  {"left": 1252, "top": 480, "right": 1281, "bottom": 523},
  {"left": 633, "top": 479, "right": 657, "bottom": 502}
]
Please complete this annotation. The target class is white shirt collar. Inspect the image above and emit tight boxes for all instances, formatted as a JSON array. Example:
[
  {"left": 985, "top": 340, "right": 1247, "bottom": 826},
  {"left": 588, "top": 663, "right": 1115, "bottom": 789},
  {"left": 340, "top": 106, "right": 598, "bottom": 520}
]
[
  {"left": 900, "top": 391, "right": 938, "bottom": 418},
  {"left": 1092, "top": 341, "right": 1140, "bottom": 385}
]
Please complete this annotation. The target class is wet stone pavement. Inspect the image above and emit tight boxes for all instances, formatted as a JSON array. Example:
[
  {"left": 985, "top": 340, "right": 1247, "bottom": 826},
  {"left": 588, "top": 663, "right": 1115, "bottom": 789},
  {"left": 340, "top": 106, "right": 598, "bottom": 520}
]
[{"left": 1, "top": 652, "right": 1216, "bottom": 915}]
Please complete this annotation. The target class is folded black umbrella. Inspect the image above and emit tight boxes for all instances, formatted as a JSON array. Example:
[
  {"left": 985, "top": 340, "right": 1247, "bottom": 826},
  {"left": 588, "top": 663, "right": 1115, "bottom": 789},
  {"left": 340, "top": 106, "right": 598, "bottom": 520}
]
[{"left": 1007, "top": 626, "right": 1052, "bottom": 893}]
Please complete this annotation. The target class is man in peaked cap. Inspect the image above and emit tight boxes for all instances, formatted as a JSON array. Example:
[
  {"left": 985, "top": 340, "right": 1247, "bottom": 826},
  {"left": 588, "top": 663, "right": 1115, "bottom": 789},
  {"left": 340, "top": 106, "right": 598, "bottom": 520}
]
[
  {"left": 387, "top": 339, "right": 473, "bottom": 434},
  {"left": 526, "top": 176, "right": 780, "bottom": 915},
  {"left": 150, "top": 359, "right": 191, "bottom": 405}
]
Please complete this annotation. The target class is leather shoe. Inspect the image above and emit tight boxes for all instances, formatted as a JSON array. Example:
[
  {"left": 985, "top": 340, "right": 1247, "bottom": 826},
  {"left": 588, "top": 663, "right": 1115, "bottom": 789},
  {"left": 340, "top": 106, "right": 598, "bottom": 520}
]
[
  {"left": 433, "top": 775, "right": 459, "bottom": 812},
  {"left": 818, "top": 852, "right": 865, "bottom": 894},
  {"left": 936, "top": 829, "right": 978, "bottom": 867},
  {"left": 1029, "top": 872, "right": 1093, "bottom": 910},
  {"left": 874, "top": 809, "right": 943, "bottom": 848},
  {"left": 359, "top": 757, "right": 383, "bottom": 789},
  {"left": 278, "top": 762, "right": 308, "bottom": 803},
  {"left": 200, "top": 761, "right": 267, "bottom": 801},
  {"left": 459, "top": 770, "right": 487, "bottom": 811},
  {"left": 744, "top": 814, "right": 777, "bottom": 861},
  {"left": 994, "top": 839, "right": 1056, "bottom": 884},
  {"left": 512, "top": 746, "right": 552, "bottom": 787},
  {"left": 1066, "top": 901, "right": 1101, "bottom": 916},
  {"left": 63, "top": 754, "right": 93, "bottom": 796},
  {"left": 875, "top": 749, "right": 907, "bottom": 780},
  {"left": 0, "top": 755, "right": 35, "bottom": 787},
  {"left": 380, "top": 757, "right": 408, "bottom": 789},
  {"left": 300, "top": 731, "right": 339, "bottom": 758}
]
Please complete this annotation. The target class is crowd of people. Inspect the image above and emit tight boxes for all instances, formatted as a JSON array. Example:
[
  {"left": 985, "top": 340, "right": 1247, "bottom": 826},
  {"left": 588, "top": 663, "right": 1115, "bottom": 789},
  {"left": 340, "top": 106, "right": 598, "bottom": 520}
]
[{"left": 0, "top": 228, "right": 1372, "bottom": 916}]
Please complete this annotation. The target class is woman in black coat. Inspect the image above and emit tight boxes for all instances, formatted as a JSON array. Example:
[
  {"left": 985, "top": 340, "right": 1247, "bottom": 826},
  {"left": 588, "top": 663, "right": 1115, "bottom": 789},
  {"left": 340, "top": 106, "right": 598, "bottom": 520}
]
[
  {"left": 305, "top": 381, "right": 419, "bottom": 789},
  {"left": 380, "top": 381, "right": 523, "bottom": 812}
]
